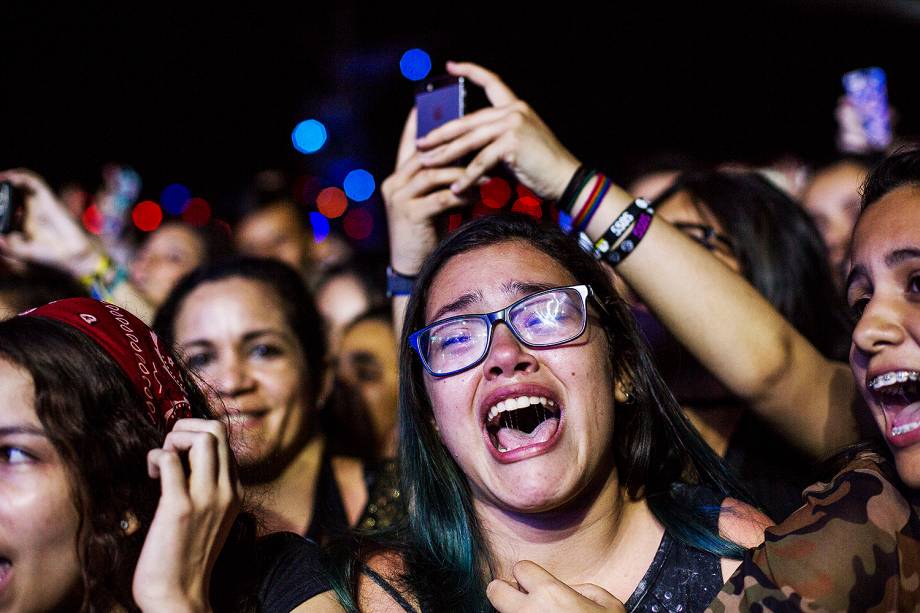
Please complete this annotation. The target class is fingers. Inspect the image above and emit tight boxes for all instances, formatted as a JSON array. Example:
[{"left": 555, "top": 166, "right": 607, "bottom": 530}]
[
  {"left": 416, "top": 104, "right": 515, "bottom": 151},
  {"left": 0, "top": 168, "right": 47, "bottom": 193},
  {"left": 570, "top": 584, "right": 624, "bottom": 610},
  {"left": 419, "top": 116, "right": 510, "bottom": 167},
  {"left": 147, "top": 448, "right": 190, "bottom": 505},
  {"left": 396, "top": 108, "right": 419, "bottom": 169},
  {"left": 511, "top": 559, "right": 558, "bottom": 592},
  {"left": 450, "top": 138, "right": 510, "bottom": 194},
  {"left": 446, "top": 61, "right": 518, "bottom": 106},
  {"left": 486, "top": 579, "right": 527, "bottom": 612},
  {"left": 171, "top": 418, "right": 236, "bottom": 493}
]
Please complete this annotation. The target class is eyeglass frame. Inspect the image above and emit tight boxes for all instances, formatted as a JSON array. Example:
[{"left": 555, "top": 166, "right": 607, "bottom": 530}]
[{"left": 408, "top": 284, "right": 601, "bottom": 377}]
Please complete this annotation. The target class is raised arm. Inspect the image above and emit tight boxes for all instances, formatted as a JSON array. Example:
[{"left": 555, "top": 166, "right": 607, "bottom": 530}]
[
  {"left": 0, "top": 168, "right": 155, "bottom": 322},
  {"left": 406, "top": 61, "right": 858, "bottom": 457}
]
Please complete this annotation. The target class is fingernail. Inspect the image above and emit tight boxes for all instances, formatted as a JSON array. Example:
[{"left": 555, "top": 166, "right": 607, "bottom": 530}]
[{"left": 450, "top": 182, "right": 462, "bottom": 194}]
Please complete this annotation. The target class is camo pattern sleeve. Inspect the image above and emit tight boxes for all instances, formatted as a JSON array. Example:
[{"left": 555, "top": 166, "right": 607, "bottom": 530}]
[{"left": 708, "top": 452, "right": 920, "bottom": 612}]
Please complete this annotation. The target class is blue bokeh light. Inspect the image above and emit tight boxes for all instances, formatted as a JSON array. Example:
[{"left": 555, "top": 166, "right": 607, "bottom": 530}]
[
  {"left": 308, "top": 211, "right": 330, "bottom": 242},
  {"left": 161, "top": 183, "right": 191, "bottom": 216},
  {"left": 343, "top": 169, "right": 376, "bottom": 202},
  {"left": 400, "top": 48, "right": 432, "bottom": 81},
  {"left": 292, "top": 119, "right": 328, "bottom": 154}
]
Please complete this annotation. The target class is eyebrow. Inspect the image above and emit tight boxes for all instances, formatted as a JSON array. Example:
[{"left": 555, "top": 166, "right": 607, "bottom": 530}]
[
  {"left": 0, "top": 425, "right": 47, "bottom": 438},
  {"left": 846, "top": 248, "right": 920, "bottom": 294},
  {"left": 428, "top": 281, "right": 561, "bottom": 322}
]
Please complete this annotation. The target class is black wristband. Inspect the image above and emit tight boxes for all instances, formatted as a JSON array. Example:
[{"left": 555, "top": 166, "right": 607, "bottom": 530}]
[
  {"left": 557, "top": 165, "right": 592, "bottom": 215},
  {"left": 386, "top": 266, "right": 417, "bottom": 298},
  {"left": 593, "top": 199, "right": 655, "bottom": 267}
]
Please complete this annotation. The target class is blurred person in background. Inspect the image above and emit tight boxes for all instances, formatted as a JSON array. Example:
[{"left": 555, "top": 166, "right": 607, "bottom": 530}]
[
  {"left": 154, "top": 257, "right": 402, "bottom": 542},
  {"left": 130, "top": 221, "right": 231, "bottom": 308},
  {"left": 313, "top": 257, "right": 386, "bottom": 352},
  {"left": 0, "top": 261, "right": 87, "bottom": 319}
]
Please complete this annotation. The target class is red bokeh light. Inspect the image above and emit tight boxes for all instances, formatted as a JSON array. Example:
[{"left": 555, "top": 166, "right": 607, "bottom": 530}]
[
  {"left": 511, "top": 196, "right": 543, "bottom": 220},
  {"left": 479, "top": 177, "right": 511, "bottom": 209},
  {"left": 214, "top": 218, "right": 232, "bottom": 239},
  {"left": 343, "top": 208, "right": 374, "bottom": 240},
  {"left": 317, "top": 187, "right": 348, "bottom": 218},
  {"left": 81, "top": 204, "right": 104, "bottom": 235},
  {"left": 182, "top": 197, "right": 212, "bottom": 226},
  {"left": 132, "top": 201, "right": 163, "bottom": 232},
  {"left": 447, "top": 213, "right": 463, "bottom": 233}
]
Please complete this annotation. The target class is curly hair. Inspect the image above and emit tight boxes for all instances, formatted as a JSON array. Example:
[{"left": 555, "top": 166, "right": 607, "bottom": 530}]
[{"left": 0, "top": 315, "right": 257, "bottom": 612}]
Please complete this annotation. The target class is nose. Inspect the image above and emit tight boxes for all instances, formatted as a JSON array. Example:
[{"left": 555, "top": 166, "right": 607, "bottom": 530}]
[
  {"left": 852, "top": 296, "right": 906, "bottom": 357},
  {"left": 213, "top": 354, "right": 256, "bottom": 398},
  {"left": 482, "top": 323, "right": 538, "bottom": 380}
]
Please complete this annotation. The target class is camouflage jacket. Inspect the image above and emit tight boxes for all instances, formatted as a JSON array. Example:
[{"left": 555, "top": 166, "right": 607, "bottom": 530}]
[{"left": 708, "top": 451, "right": 920, "bottom": 612}]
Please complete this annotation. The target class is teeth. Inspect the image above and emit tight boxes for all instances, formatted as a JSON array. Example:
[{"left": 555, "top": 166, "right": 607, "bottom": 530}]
[
  {"left": 870, "top": 370, "right": 920, "bottom": 391},
  {"left": 892, "top": 422, "right": 920, "bottom": 437},
  {"left": 487, "top": 396, "right": 554, "bottom": 422}
]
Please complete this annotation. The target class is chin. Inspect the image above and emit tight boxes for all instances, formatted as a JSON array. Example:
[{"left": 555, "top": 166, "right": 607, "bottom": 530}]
[{"left": 892, "top": 447, "right": 920, "bottom": 490}]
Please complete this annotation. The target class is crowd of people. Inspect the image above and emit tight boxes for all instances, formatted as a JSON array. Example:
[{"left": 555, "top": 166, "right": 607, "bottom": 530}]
[{"left": 1, "top": 60, "right": 919, "bottom": 612}]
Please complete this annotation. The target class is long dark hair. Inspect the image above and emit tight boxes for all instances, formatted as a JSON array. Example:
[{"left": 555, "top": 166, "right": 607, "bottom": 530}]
[
  {"left": 860, "top": 146, "right": 920, "bottom": 211},
  {"left": 0, "top": 315, "right": 258, "bottom": 612},
  {"left": 334, "top": 214, "right": 753, "bottom": 612},
  {"left": 655, "top": 170, "right": 852, "bottom": 360}
]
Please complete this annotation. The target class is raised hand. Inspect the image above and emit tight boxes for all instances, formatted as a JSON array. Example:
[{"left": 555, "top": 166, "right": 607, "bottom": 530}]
[
  {"left": 415, "top": 61, "right": 580, "bottom": 200},
  {"left": 133, "top": 418, "right": 243, "bottom": 613},
  {"left": 487, "top": 561, "right": 625, "bottom": 613}
]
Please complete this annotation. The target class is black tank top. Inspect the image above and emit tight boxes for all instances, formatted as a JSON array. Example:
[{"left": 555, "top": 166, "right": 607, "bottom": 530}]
[{"left": 364, "top": 484, "right": 727, "bottom": 613}]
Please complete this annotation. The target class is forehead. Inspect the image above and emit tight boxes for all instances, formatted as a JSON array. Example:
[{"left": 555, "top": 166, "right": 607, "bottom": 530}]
[
  {"left": 426, "top": 241, "right": 577, "bottom": 318},
  {"left": 656, "top": 190, "right": 723, "bottom": 229},
  {"left": 175, "top": 277, "right": 291, "bottom": 342},
  {"left": 145, "top": 223, "right": 203, "bottom": 253},
  {"left": 0, "top": 358, "right": 39, "bottom": 427},
  {"left": 851, "top": 185, "right": 920, "bottom": 262}
]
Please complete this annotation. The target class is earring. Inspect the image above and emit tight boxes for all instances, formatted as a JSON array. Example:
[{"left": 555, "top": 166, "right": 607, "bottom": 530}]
[{"left": 120, "top": 519, "right": 130, "bottom": 531}]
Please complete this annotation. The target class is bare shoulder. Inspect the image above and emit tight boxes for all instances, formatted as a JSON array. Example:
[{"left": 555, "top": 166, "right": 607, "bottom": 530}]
[
  {"left": 357, "top": 551, "right": 420, "bottom": 613},
  {"left": 717, "top": 497, "right": 773, "bottom": 582}
]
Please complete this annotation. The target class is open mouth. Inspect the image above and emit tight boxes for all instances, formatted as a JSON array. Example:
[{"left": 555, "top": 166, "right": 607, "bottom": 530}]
[
  {"left": 869, "top": 370, "right": 920, "bottom": 443},
  {"left": 485, "top": 395, "right": 561, "bottom": 454}
]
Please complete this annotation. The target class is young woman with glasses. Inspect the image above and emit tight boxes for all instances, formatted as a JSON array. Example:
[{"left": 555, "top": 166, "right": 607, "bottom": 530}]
[{"left": 334, "top": 215, "right": 769, "bottom": 612}]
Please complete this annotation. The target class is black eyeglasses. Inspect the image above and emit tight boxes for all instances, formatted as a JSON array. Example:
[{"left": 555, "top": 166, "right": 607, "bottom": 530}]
[{"left": 409, "top": 285, "right": 597, "bottom": 377}]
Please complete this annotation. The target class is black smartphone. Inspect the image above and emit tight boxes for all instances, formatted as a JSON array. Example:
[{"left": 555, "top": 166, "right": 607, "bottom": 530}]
[
  {"left": 415, "top": 76, "right": 466, "bottom": 139},
  {"left": 0, "top": 182, "right": 25, "bottom": 234}
]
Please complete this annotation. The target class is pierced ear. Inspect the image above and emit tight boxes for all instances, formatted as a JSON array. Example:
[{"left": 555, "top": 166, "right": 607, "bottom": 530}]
[
  {"left": 120, "top": 512, "right": 141, "bottom": 536},
  {"left": 615, "top": 379, "right": 632, "bottom": 404}
]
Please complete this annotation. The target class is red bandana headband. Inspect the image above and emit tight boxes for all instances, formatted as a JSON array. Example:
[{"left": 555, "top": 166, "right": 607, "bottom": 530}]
[{"left": 24, "top": 297, "right": 192, "bottom": 432}]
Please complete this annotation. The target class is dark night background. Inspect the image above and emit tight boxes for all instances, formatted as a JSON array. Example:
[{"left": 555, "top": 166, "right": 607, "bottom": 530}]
[{"left": 3, "top": 1, "right": 919, "bottom": 247}]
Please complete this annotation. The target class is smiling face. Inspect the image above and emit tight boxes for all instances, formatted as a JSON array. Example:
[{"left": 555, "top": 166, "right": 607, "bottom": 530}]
[
  {"left": 420, "top": 241, "right": 617, "bottom": 513},
  {"left": 173, "top": 277, "right": 313, "bottom": 473},
  {"left": 0, "top": 359, "right": 82, "bottom": 612},
  {"left": 847, "top": 185, "right": 920, "bottom": 486}
]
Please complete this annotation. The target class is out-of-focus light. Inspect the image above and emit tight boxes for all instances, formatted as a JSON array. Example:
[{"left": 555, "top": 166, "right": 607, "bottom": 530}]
[
  {"left": 182, "top": 197, "right": 212, "bottom": 226},
  {"left": 343, "top": 208, "right": 373, "bottom": 240},
  {"left": 343, "top": 169, "right": 376, "bottom": 202},
  {"left": 512, "top": 196, "right": 543, "bottom": 220},
  {"left": 161, "top": 183, "right": 191, "bottom": 215},
  {"left": 308, "top": 211, "right": 330, "bottom": 242},
  {"left": 132, "top": 201, "right": 163, "bottom": 232},
  {"left": 214, "top": 219, "right": 232, "bottom": 239},
  {"left": 82, "top": 204, "right": 104, "bottom": 235},
  {"left": 293, "top": 175, "right": 321, "bottom": 205},
  {"left": 317, "top": 187, "right": 348, "bottom": 218},
  {"left": 479, "top": 177, "right": 511, "bottom": 209},
  {"left": 400, "top": 48, "right": 432, "bottom": 81},
  {"left": 292, "top": 119, "right": 328, "bottom": 154}
]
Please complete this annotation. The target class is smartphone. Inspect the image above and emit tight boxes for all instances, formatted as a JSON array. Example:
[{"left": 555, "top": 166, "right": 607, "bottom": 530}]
[
  {"left": 415, "top": 76, "right": 466, "bottom": 139},
  {"left": 842, "top": 67, "right": 892, "bottom": 151},
  {"left": 0, "top": 182, "right": 25, "bottom": 234}
]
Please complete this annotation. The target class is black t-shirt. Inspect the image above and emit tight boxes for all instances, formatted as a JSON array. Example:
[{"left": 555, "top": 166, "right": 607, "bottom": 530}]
[{"left": 255, "top": 532, "right": 332, "bottom": 612}]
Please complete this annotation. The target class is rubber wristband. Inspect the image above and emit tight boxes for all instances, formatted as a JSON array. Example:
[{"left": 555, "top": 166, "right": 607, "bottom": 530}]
[
  {"left": 572, "top": 174, "right": 611, "bottom": 233},
  {"left": 386, "top": 266, "right": 417, "bottom": 298},
  {"left": 593, "top": 198, "right": 653, "bottom": 255},
  {"left": 557, "top": 165, "right": 591, "bottom": 214},
  {"left": 597, "top": 205, "right": 655, "bottom": 267}
]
